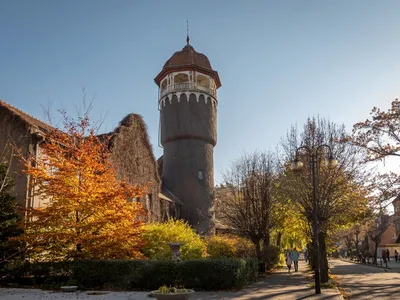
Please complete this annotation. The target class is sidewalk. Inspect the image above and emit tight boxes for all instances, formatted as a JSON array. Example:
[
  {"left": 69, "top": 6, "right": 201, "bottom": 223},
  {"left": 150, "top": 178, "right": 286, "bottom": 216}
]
[
  {"left": 339, "top": 257, "right": 400, "bottom": 271},
  {"left": 0, "top": 261, "right": 343, "bottom": 300}
]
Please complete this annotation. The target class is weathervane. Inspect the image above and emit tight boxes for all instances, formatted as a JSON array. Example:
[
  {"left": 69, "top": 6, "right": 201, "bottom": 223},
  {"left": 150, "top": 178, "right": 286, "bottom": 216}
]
[{"left": 186, "top": 19, "right": 190, "bottom": 45}]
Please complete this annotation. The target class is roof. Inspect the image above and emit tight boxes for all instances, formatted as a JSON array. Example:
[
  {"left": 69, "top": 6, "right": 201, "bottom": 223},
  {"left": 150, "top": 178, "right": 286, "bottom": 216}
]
[
  {"left": 154, "top": 43, "right": 221, "bottom": 88},
  {"left": 159, "top": 184, "right": 183, "bottom": 205},
  {"left": 157, "top": 155, "right": 163, "bottom": 179},
  {"left": 163, "top": 44, "right": 213, "bottom": 70},
  {"left": 0, "top": 99, "right": 55, "bottom": 133}
]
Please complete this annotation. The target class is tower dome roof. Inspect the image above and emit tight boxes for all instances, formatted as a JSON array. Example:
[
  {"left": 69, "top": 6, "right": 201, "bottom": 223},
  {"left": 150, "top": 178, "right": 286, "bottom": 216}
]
[
  {"left": 155, "top": 43, "right": 221, "bottom": 88},
  {"left": 163, "top": 44, "right": 213, "bottom": 71}
]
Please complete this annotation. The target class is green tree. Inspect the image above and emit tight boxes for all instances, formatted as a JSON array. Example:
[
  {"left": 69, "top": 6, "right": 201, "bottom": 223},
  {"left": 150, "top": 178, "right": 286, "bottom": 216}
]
[{"left": 0, "top": 163, "right": 24, "bottom": 266}]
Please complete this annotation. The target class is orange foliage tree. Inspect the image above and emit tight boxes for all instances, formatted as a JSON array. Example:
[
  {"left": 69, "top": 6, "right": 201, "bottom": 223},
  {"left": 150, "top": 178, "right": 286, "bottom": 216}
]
[{"left": 18, "top": 111, "right": 145, "bottom": 260}]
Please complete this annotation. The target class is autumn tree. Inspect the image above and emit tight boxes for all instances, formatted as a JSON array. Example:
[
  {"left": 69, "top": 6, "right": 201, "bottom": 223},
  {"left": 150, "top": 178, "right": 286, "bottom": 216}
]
[
  {"left": 351, "top": 98, "right": 400, "bottom": 204},
  {"left": 279, "top": 117, "right": 369, "bottom": 282},
  {"left": 17, "top": 110, "right": 145, "bottom": 260},
  {"left": 218, "top": 151, "right": 280, "bottom": 261},
  {"left": 351, "top": 98, "right": 400, "bottom": 162}
]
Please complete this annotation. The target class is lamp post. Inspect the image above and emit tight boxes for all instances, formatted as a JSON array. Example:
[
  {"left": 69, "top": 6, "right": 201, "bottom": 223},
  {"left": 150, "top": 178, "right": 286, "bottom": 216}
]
[{"left": 291, "top": 144, "right": 337, "bottom": 295}]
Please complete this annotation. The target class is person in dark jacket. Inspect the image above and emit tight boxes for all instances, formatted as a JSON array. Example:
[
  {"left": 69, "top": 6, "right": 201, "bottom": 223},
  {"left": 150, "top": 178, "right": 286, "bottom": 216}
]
[{"left": 386, "top": 249, "right": 390, "bottom": 262}]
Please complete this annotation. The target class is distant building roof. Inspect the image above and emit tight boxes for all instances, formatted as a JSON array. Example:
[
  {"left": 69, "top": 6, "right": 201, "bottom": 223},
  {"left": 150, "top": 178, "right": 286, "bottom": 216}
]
[{"left": 0, "top": 99, "right": 55, "bottom": 133}]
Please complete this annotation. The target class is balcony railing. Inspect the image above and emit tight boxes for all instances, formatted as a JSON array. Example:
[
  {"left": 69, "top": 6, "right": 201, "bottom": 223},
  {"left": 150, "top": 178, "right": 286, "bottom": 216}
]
[{"left": 160, "top": 82, "right": 216, "bottom": 98}]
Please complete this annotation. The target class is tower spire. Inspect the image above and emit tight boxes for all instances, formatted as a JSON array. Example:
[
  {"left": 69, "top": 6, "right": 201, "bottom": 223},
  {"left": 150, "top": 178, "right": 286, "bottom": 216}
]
[{"left": 186, "top": 19, "right": 190, "bottom": 45}]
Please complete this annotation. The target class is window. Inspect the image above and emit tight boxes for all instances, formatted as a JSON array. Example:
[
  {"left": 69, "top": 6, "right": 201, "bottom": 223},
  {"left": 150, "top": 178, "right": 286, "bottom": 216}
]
[
  {"left": 198, "top": 170, "right": 204, "bottom": 180},
  {"left": 161, "top": 79, "right": 167, "bottom": 90},
  {"left": 147, "top": 194, "right": 153, "bottom": 211},
  {"left": 174, "top": 73, "right": 189, "bottom": 83}
]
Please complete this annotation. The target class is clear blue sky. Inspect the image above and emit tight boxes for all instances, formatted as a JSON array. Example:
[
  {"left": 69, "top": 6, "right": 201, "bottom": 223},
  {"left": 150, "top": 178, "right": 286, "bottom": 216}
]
[{"left": 1, "top": 0, "right": 400, "bottom": 184}]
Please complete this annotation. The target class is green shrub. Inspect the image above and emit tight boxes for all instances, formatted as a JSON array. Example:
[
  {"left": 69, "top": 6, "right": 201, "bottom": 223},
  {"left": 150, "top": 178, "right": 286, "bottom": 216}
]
[
  {"left": 179, "top": 258, "right": 257, "bottom": 290},
  {"left": 72, "top": 260, "right": 177, "bottom": 289},
  {"left": 206, "top": 235, "right": 256, "bottom": 259},
  {"left": 141, "top": 219, "right": 206, "bottom": 260},
  {"left": 2, "top": 258, "right": 257, "bottom": 290},
  {"left": 3, "top": 261, "right": 72, "bottom": 285}
]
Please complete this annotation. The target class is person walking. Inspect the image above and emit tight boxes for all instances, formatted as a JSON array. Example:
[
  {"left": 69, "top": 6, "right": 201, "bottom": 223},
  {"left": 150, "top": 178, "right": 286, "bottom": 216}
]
[
  {"left": 386, "top": 248, "right": 390, "bottom": 262},
  {"left": 395, "top": 250, "right": 398, "bottom": 262},
  {"left": 292, "top": 248, "right": 299, "bottom": 272},
  {"left": 304, "top": 250, "right": 308, "bottom": 263},
  {"left": 381, "top": 248, "right": 387, "bottom": 263},
  {"left": 286, "top": 251, "right": 293, "bottom": 273}
]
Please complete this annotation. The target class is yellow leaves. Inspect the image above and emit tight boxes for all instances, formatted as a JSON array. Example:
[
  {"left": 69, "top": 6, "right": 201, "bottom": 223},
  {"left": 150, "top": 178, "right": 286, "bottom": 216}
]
[
  {"left": 206, "top": 235, "right": 255, "bottom": 258},
  {"left": 141, "top": 219, "right": 206, "bottom": 260}
]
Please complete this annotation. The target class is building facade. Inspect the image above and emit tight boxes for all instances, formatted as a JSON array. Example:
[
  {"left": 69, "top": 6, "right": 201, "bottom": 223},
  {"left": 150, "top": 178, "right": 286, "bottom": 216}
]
[
  {"left": 0, "top": 100, "right": 176, "bottom": 221},
  {"left": 154, "top": 38, "right": 221, "bottom": 234},
  {"left": 0, "top": 100, "right": 52, "bottom": 210}
]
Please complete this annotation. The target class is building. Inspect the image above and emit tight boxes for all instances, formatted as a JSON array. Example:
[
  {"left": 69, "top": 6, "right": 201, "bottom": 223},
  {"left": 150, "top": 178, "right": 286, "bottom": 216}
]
[
  {"left": 368, "top": 197, "right": 400, "bottom": 256},
  {"left": 154, "top": 36, "right": 221, "bottom": 235},
  {"left": 0, "top": 100, "right": 176, "bottom": 221},
  {"left": 0, "top": 100, "right": 53, "bottom": 210}
]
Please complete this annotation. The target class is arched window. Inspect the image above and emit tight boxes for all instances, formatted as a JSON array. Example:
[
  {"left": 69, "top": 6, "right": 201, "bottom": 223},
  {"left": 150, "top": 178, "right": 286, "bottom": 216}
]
[
  {"left": 196, "top": 74, "right": 210, "bottom": 89},
  {"left": 174, "top": 73, "right": 189, "bottom": 84},
  {"left": 161, "top": 79, "right": 167, "bottom": 90}
]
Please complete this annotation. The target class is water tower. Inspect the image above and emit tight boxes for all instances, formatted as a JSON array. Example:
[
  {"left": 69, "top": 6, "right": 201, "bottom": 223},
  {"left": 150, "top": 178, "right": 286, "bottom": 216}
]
[{"left": 154, "top": 36, "right": 221, "bottom": 234}]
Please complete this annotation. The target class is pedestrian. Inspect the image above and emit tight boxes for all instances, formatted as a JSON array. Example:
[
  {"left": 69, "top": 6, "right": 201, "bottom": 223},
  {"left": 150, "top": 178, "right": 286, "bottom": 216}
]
[
  {"left": 286, "top": 251, "right": 293, "bottom": 273},
  {"left": 395, "top": 250, "right": 398, "bottom": 262},
  {"left": 292, "top": 248, "right": 299, "bottom": 272},
  {"left": 386, "top": 249, "right": 390, "bottom": 262},
  {"left": 304, "top": 250, "right": 308, "bottom": 263},
  {"left": 381, "top": 249, "right": 386, "bottom": 263}
]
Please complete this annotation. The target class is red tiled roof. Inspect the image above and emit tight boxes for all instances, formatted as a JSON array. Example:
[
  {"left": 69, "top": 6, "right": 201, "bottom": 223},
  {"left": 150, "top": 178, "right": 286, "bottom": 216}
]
[
  {"left": 154, "top": 44, "right": 221, "bottom": 88},
  {"left": 0, "top": 100, "right": 55, "bottom": 132},
  {"left": 163, "top": 44, "right": 213, "bottom": 71}
]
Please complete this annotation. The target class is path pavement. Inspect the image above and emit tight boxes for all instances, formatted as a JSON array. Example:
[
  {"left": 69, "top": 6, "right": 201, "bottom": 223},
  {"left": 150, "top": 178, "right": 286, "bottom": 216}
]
[
  {"left": 330, "top": 259, "right": 400, "bottom": 299},
  {"left": 341, "top": 257, "right": 400, "bottom": 271},
  {"left": 0, "top": 261, "right": 343, "bottom": 300}
]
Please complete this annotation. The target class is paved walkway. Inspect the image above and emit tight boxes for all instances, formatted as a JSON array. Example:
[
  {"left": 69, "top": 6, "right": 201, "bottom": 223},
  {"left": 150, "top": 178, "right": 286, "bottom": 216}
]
[
  {"left": 0, "top": 261, "right": 343, "bottom": 300},
  {"left": 330, "top": 259, "right": 400, "bottom": 299},
  {"left": 341, "top": 257, "right": 400, "bottom": 271}
]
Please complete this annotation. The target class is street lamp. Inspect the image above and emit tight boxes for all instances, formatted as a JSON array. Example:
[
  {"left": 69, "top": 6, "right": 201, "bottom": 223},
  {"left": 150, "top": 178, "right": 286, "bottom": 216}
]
[{"left": 291, "top": 144, "right": 337, "bottom": 295}]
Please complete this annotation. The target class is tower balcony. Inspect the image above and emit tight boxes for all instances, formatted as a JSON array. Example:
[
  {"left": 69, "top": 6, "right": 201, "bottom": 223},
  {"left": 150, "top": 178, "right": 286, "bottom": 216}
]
[{"left": 160, "top": 82, "right": 216, "bottom": 99}]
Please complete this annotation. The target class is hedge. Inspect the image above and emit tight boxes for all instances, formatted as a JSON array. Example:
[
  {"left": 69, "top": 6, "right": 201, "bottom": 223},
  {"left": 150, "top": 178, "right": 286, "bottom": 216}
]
[{"left": 2, "top": 258, "right": 257, "bottom": 290}]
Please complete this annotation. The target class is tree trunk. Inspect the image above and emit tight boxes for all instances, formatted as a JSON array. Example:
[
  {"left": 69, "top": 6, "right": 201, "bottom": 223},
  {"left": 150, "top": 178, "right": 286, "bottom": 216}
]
[
  {"left": 251, "top": 237, "right": 262, "bottom": 261},
  {"left": 263, "top": 232, "right": 270, "bottom": 248},
  {"left": 276, "top": 232, "right": 282, "bottom": 247},
  {"left": 308, "top": 241, "right": 316, "bottom": 269},
  {"left": 373, "top": 241, "right": 379, "bottom": 264},
  {"left": 319, "top": 231, "right": 329, "bottom": 283}
]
